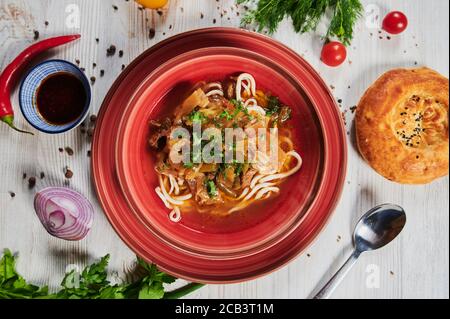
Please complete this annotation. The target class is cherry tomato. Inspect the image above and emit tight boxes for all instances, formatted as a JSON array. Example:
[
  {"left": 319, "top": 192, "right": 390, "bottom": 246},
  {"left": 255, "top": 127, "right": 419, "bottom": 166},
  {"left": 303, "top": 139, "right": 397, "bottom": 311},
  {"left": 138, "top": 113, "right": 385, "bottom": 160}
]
[
  {"left": 135, "top": 0, "right": 168, "bottom": 9},
  {"left": 382, "top": 11, "right": 408, "bottom": 34},
  {"left": 321, "top": 41, "right": 347, "bottom": 67}
]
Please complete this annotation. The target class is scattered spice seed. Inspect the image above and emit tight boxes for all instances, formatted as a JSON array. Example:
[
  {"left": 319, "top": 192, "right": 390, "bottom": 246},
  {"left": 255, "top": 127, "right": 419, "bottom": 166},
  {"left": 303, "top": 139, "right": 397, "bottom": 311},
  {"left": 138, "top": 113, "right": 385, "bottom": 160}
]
[
  {"left": 90, "top": 76, "right": 96, "bottom": 85},
  {"left": 149, "top": 28, "right": 156, "bottom": 39},
  {"left": 40, "top": 172, "right": 45, "bottom": 179},
  {"left": 87, "top": 150, "right": 92, "bottom": 157},
  {"left": 9, "top": 191, "right": 16, "bottom": 198},
  {"left": 28, "top": 177, "right": 36, "bottom": 189},
  {"left": 107, "top": 45, "right": 117, "bottom": 57},
  {"left": 200, "top": 13, "right": 204, "bottom": 19},
  {"left": 306, "top": 253, "right": 311, "bottom": 258},
  {"left": 213, "top": 18, "right": 217, "bottom": 24},
  {"left": 100, "top": 70, "right": 105, "bottom": 77},
  {"left": 337, "top": 99, "right": 343, "bottom": 104},
  {"left": 22, "top": 173, "right": 27, "bottom": 179},
  {"left": 65, "top": 147, "right": 74, "bottom": 156},
  {"left": 337, "top": 235, "right": 342, "bottom": 242},
  {"left": 75, "top": 59, "right": 80, "bottom": 65},
  {"left": 33, "top": 30, "right": 40, "bottom": 40},
  {"left": 157, "top": 10, "right": 163, "bottom": 16},
  {"left": 119, "top": 50, "right": 124, "bottom": 58},
  {"left": 80, "top": 67, "right": 86, "bottom": 72},
  {"left": 80, "top": 127, "right": 87, "bottom": 134},
  {"left": 95, "top": 38, "right": 99, "bottom": 43},
  {"left": 90, "top": 114, "right": 97, "bottom": 123},
  {"left": 390, "top": 271, "right": 395, "bottom": 276},
  {"left": 58, "top": 148, "right": 64, "bottom": 153},
  {"left": 44, "top": 21, "right": 49, "bottom": 26},
  {"left": 93, "top": 63, "right": 97, "bottom": 69},
  {"left": 121, "top": 64, "right": 126, "bottom": 70},
  {"left": 350, "top": 105, "right": 357, "bottom": 113},
  {"left": 112, "top": 5, "right": 118, "bottom": 11},
  {"left": 64, "top": 168, "right": 74, "bottom": 179}
]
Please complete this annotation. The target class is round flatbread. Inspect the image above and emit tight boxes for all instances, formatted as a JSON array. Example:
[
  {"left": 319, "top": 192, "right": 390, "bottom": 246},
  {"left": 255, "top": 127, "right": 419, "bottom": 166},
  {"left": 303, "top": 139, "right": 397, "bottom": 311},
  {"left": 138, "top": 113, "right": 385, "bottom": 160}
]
[{"left": 356, "top": 67, "right": 449, "bottom": 184}]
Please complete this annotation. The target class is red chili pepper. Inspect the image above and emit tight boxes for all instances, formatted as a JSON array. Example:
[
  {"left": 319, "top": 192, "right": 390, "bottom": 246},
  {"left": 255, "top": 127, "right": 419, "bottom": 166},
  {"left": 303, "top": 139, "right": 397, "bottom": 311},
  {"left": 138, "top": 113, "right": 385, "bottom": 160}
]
[{"left": 0, "top": 34, "right": 81, "bottom": 135}]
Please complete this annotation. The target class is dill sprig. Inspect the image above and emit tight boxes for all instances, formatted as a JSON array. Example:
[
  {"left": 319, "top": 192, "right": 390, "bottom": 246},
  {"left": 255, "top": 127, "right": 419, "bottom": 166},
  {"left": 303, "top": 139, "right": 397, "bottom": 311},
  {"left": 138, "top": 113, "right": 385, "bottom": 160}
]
[{"left": 238, "top": 0, "right": 363, "bottom": 46}]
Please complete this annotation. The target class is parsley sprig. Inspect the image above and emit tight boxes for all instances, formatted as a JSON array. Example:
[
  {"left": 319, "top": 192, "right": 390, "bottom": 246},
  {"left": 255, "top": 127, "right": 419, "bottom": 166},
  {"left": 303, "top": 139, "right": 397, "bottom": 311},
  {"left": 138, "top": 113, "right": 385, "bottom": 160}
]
[
  {"left": 0, "top": 249, "right": 203, "bottom": 299},
  {"left": 238, "top": 0, "right": 363, "bottom": 45}
]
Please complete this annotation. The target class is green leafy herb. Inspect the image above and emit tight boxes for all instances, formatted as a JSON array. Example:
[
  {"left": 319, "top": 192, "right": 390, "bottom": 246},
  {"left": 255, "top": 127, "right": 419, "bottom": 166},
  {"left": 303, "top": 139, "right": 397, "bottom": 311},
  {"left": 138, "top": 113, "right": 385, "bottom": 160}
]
[
  {"left": 0, "top": 249, "right": 203, "bottom": 299},
  {"left": 188, "top": 110, "right": 207, "bottom": 123},
  {"left": 206, "top": 180, "right": 218, "bottom": 198},
  {"left": 219, "top": 110, "right": 234, "bottom": 121},
  {"left": 0, "top": 250, "right": 48, "bottom": 299},
  {"left": 238, "top": 0, "right": 363, "bottom": 45},
  {"left": 229, "top": 99, "right": 255, "bottom": 121},
  {"left": 266, "top": 96, "right": 281, "bottom": 115},
  {"left": 235, "top": 163, "right": 244, "bottom": 175},
  {"left": 183, "top": 162, "right": 194, "bottom": 169}
]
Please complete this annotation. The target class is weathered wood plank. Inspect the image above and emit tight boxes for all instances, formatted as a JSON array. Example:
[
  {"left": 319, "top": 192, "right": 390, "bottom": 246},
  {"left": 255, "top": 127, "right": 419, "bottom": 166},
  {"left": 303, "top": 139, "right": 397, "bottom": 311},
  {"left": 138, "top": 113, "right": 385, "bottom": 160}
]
[{"left": 0, "top": 0, "right": 448, "bottom": 299}]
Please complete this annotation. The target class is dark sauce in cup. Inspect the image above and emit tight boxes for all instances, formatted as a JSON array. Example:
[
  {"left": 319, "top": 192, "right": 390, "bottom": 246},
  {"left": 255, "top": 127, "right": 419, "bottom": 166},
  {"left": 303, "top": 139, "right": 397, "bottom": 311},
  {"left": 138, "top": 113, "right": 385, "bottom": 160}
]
[{"left": 36, "top": 72, "right": 87, "bottom": 125}]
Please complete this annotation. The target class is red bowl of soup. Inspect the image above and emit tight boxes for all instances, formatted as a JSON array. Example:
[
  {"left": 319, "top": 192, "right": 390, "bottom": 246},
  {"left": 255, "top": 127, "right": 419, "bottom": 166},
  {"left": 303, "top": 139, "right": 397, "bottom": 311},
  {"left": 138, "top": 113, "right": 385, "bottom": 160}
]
[
  {"left": 93, "top": 28, "right": 347, "bottom": 283},
  {"left": 115, "top": 47, "right": 324, "bottom": 256}
]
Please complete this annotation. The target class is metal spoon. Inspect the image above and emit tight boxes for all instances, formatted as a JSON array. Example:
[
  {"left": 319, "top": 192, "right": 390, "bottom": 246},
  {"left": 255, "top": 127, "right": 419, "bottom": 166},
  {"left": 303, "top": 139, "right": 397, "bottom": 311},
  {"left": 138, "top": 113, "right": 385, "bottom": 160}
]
[{"left": 313, "top": 204, "right": 406, "bottom": 299}]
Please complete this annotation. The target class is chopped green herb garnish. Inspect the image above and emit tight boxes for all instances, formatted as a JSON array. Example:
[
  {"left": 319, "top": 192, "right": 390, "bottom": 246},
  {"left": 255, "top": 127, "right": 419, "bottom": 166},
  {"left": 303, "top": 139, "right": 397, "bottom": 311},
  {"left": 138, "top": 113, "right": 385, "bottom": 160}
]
[
  {"left": 230, "top": 99, "right": 255, "bottom": 121},
  {"left": 206, "top": 180, "right": 218, "bottom": 198},
  {"left": 188, "top": 110, "right": 207, "bottom": 123},
  {"left": 183, "top": 162, "right": 194, "bottom": 169},
  {"left": 266, "top": 96, "right": 280, "bottom": 115},
  {"left": 219, "top": 110, "right": 234, "bottom": 121},
  {"left": 235, "top": 163, "right": 244, "bottom": 175}
]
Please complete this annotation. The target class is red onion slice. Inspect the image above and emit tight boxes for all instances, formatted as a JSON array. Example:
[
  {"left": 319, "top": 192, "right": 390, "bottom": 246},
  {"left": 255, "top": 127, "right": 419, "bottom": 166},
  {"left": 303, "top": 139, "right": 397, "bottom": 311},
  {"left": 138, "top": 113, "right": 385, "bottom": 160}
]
[{"left": 34, "top": 187, "right": 94, "bottom": 241}]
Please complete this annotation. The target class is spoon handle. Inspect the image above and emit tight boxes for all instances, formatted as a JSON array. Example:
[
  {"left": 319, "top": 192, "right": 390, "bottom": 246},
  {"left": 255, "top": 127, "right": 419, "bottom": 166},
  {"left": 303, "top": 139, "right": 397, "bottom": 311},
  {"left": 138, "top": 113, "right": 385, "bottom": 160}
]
[{"left": 313, "top": 250, "right": 361, "bottom": 299}]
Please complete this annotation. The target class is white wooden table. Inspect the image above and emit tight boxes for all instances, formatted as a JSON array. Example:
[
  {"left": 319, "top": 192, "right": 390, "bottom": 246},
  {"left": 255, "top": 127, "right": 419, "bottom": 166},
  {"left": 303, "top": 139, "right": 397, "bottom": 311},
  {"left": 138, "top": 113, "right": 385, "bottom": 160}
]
[{"left": 0, "top": 0, "right": 448, "bottom": 299}]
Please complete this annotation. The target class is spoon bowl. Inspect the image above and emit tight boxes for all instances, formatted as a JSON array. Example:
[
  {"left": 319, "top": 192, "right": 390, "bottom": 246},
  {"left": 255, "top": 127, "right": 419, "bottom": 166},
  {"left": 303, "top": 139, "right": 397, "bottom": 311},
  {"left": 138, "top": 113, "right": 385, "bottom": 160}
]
[
  {"left": 354, "top": 204, "right": 407, "bottom": 253},
  {"left": 314, "top": 203, "right": 406, "bottom": 299}
]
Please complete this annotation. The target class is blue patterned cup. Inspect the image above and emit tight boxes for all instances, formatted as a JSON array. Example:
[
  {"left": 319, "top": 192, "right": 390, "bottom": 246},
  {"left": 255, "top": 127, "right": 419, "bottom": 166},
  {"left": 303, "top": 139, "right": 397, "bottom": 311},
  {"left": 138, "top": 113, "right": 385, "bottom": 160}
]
[{"left": 19, "top": 59, "right": 91, "bottom": 134}]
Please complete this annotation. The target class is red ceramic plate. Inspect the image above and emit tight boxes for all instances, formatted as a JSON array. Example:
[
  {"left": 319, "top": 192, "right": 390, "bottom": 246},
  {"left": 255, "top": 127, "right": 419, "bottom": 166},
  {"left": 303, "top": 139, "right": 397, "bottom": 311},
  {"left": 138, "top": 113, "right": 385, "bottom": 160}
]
[
  {"left": 92, "top": 28, "right": 347, "bottom": 283},
  {"left": 115, "top": 47, "right": 324, "bottom": 257}
]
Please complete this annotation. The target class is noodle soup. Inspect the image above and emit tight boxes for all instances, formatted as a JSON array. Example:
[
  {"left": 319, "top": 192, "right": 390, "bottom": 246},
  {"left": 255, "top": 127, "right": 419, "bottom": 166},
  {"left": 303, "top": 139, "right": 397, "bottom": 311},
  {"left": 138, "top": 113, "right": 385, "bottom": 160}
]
[{"left": 148, "top": 73, "right": 303, "bottom": 232}]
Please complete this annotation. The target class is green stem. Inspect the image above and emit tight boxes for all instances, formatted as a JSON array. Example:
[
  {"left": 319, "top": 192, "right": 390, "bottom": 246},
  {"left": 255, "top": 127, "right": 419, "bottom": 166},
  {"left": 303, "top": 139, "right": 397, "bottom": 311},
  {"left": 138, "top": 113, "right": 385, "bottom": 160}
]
[
  {"left": 163, "top": 283, "right": 205, "bottom": 299},
  {"left": 1, "top": 115, "right": 34, "bottom": 135}
]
